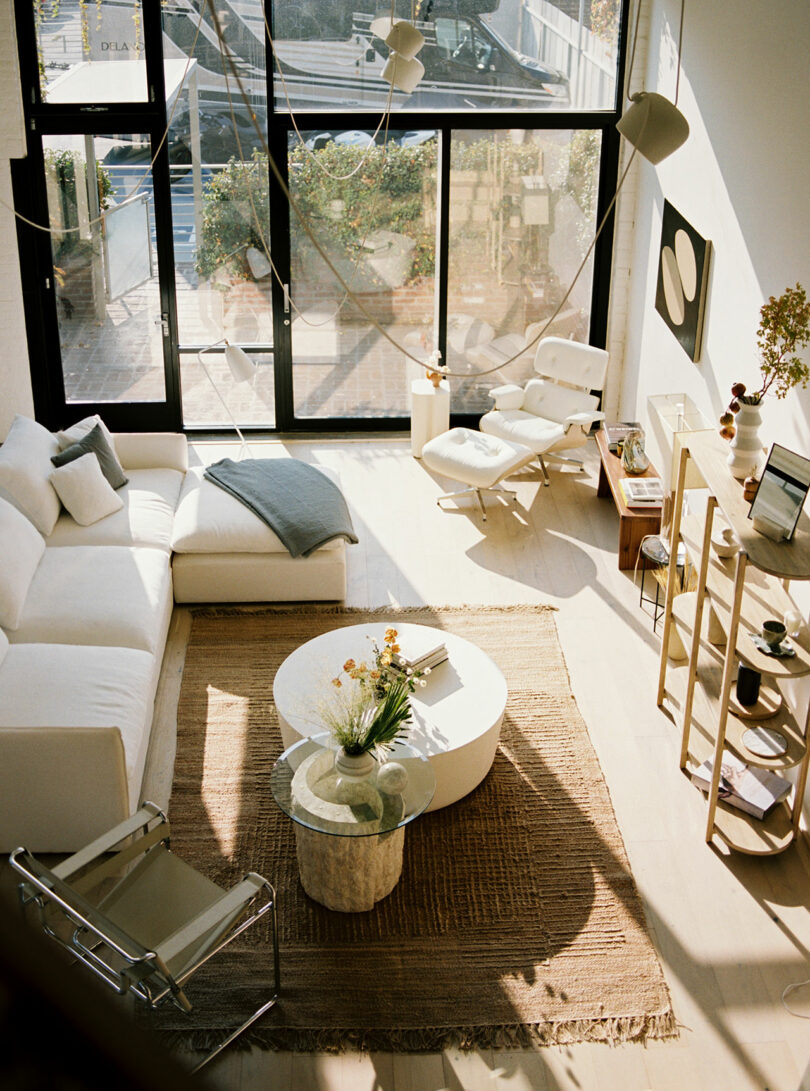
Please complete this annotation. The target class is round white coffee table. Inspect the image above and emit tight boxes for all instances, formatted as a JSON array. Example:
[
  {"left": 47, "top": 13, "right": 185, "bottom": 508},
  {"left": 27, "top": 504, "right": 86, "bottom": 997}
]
[{"left": 273, "top": 622, "right": 507, "bottom": 810}]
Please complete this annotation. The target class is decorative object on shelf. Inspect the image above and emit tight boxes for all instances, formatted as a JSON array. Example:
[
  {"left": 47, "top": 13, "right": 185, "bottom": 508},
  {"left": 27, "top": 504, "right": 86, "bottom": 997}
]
[
  {"left": 735, "top": 664, "right": 761, "bottom": 706},
  {"left": 749, "top": 632, "right": 796, "bottom": 658},
  {"left": 654, "top": 200, "right": 712, "bottom": 362},
  {"left": 711, "top": 523, "right": 739, "bottom": 558},
  {"left": 424, "top": 349, "right": 447, "bottom": 389},
  {"left": 726, "top": 399, "right": 764, "bottom": 480},
  {"left": 742, "top": 726, "right": 789, "bottom": 759},
  {"left": 719, "top": 284, "right": 810, "bottom": 477},
  {"left": 761, "top": 619, "right": 787, "bottom": 648},
  {"left": 621, "top": 427, "right": 651, "bottom": 475},
  {"left": 728, "top": 675, "right": 783, "bottom": 721},
  {"left": 749, "top": 444, "right": 810, "bottom": 541},
  {"left": 783, "top": 607, "right": 802, "bottom": 638},
  {"left": 742, "top": 472, "right": 760, "bottom": 503}
]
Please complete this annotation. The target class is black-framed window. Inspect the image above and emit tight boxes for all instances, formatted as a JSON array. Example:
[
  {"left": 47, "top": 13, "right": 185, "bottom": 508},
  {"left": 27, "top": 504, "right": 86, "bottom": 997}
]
[{"left": 14, "top": 0, "right": 628, "bottom": 435}]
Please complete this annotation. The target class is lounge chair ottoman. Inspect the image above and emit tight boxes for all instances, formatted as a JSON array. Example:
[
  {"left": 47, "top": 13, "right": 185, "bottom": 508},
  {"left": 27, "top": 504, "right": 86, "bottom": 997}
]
[{"left": 421, "top": 427, "right": 535, "bottom": 520}]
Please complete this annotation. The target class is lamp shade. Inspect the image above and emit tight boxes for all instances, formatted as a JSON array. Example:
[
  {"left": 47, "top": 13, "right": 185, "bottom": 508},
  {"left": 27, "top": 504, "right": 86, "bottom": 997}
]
[
  {"left": 382, "top": 52, "right": 424, "bottom": 94},
  {"left": 224, "top": 343, "right": 255, "bottom": 383},
  {"left": 616, "top": 92, "right": 689, "bottom": 164},
  {"left": 384, "top": 20, "right": 424, "bottom": 60}
]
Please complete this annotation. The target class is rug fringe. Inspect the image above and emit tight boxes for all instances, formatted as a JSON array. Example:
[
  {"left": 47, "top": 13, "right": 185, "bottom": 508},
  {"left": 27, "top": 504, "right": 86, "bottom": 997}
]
[
  {"left": 190, "top": 603, "right": 559, "bottom": 618},
  {"left": 155, "top": 1011, "right": 678, "bottom": 1057}
]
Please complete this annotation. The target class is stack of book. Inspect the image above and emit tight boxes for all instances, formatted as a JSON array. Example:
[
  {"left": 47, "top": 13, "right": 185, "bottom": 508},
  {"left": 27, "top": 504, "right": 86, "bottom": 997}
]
[
  {"left": 392, "top": 632, "right": 448, "bottom": 674},
  {"left": 690, "top": 751, "right": 791, "bottom": 819},
  {"left": 618, "top": 476, "right": 664, "bottom": 507},
  {"left": 603, "top": 420, "right": 641, "bottom": 453}
]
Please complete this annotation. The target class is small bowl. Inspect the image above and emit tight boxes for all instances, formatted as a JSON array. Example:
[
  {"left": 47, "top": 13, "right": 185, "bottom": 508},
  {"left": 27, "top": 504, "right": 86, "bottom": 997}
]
[
  {"left": 761, "top": 620, "right": 787, "bottom": 648},
  {"left": 711, "top": 526, "right": 738, "bottom": 558}
]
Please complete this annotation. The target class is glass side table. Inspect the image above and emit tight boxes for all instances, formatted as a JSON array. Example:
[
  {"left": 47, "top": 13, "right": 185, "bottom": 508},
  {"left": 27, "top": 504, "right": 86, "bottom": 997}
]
[{"left": 271, "top": 732, "right": 436, "bottom": 912}]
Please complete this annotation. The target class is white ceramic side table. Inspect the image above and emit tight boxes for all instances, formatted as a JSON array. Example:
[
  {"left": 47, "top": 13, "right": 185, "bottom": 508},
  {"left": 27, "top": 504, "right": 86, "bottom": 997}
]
[{"left": 411, "top": 378, "right": 450, "bottom": 457}]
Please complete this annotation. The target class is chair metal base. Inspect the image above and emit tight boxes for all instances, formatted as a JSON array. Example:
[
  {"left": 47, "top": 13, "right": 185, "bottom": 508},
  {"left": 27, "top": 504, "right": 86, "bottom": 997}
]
[
  {"left": 436, "top": 483, "right": 517, "bottom": 521},
  {"left": 191, "top": 994, "right": 279, "bottom": 1074}
]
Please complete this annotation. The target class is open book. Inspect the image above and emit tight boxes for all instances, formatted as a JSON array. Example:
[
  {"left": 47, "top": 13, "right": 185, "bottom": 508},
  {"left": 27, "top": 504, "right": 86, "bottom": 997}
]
[{"left": 690, "top": 751, "right": 791, "bottom": 819}]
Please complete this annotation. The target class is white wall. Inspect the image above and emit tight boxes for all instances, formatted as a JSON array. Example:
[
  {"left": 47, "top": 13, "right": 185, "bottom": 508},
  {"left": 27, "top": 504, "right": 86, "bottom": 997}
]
[
  {"left": 0, "top": 0, "right": 33, "bottom": 440},
  {"left": 615, "top": 0, "right": 810, "bottom": 472}
]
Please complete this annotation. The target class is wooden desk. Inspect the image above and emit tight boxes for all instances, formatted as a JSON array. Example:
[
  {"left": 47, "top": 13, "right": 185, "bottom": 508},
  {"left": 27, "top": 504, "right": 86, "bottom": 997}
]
[{"left": 595, "top": 428, "right": 662, "bottom": 570}]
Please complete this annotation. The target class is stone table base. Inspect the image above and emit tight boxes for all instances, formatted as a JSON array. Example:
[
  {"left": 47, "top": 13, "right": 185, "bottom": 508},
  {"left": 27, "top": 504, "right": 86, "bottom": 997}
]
[{"left": 294, "top": 824, "right": 405, "bottom": 912}]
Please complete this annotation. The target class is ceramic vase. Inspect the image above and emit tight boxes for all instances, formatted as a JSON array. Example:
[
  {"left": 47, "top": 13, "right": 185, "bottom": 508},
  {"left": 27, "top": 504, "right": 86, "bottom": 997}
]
[
  {"left": 334, "top": 747, "right": 375, "bottom": 778},
  {"left": 728, "top": 401, "right": 763, "bottom": 480}
]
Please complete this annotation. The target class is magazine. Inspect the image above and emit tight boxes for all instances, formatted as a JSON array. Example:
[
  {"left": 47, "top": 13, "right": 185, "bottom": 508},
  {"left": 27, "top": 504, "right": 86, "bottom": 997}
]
[
  {"left": 690, "top": 751, "right": 791, "bottom": 819},
  {"left": 391, "top": 631, "right": 448, "bottom": 672}
]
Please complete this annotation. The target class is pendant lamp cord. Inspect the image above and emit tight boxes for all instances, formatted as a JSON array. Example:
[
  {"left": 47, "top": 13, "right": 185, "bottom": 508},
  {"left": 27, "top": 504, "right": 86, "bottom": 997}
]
[{"left": 626, "top": 0, "right": 685, "bottom": 107}]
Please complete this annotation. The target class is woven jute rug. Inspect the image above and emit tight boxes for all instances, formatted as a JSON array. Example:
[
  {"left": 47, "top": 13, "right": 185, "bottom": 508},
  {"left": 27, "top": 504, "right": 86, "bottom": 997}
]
[{"left": 154, "top": 605, "right": 675, "bottom": 1053}]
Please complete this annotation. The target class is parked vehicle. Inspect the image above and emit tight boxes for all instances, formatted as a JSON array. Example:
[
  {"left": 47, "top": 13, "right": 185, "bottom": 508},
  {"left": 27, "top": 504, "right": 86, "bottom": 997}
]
[{"left": 159, "top": 0, "right": 569, "bottom": 113}]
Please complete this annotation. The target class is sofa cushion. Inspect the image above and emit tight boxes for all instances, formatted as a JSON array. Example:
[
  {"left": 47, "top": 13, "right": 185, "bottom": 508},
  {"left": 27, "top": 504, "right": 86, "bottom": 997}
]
[
  {"left": 56, "top": 413, "right": 116, "bottom": 453},
  {"left": 172, "top": 464, "right": 342, "bottom": 554},
  {"left": 0, "top": 627, "right": 8, "bottom": 667},
  {"left": 47, "top": 468, "right": 184, "bottom": 552},
  {"left": 0, "top": 641, "right": 157, "bottom": 811},
  {"left": 50, "top": 453, "right": 125, "bottom": 526},
  {"left": 0, "top": 497, "right": 45, "bottom": 631},
  {"left": 52, "top": 422, "right": 129, "bottom": 490},
  {"left": 9, "top": 545, "right": 172, "bottom": 653},
  {"left": 0, "top": 415, "right": 62, "bottom": 535},
  {"left": 521, "top": 378, "right": 599, "bottom": 423}
]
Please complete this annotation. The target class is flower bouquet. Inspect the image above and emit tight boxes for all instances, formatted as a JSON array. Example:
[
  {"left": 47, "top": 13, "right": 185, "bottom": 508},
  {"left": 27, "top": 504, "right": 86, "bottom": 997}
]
[{"left": 322, "top": 628, "right": 428, "bottom": 758}]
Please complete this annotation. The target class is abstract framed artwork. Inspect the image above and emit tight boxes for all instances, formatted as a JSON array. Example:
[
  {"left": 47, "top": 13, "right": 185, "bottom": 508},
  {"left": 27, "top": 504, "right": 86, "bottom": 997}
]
[{"left": 655, "top": 200, "right": 712, "bottom": 362}]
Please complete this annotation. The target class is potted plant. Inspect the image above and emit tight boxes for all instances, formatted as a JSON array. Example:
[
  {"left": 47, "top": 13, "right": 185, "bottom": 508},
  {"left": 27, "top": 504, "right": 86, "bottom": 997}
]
[{"left": 719, "top": 283, "right": 810, "bottom": 477}]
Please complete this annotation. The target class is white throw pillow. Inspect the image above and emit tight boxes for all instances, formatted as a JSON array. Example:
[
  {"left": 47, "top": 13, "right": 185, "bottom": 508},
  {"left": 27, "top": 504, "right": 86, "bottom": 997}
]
[
  {"left": 0, "top": 496, "right": 46, "bottom": 630},
  {"left": 50, "top": 453, "right": 124, "bottom": 526},
  {"left": 56, "top": 413, "right": 116, "bottom": 453},
  {"left": 489, "top": 384, "right": 525, "bottom": 410},
  {"left": 0, "top": 415, "right": 62, "bottom": 536}
]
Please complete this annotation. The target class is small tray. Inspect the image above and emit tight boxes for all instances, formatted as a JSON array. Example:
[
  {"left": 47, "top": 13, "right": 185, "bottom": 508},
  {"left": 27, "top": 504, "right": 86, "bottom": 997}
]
[
  {"left": 742, "top": 726, "right": 789, "bottom": 758},
  {"left": 749, "top": 633, "right": 796, "bottom": 658}
]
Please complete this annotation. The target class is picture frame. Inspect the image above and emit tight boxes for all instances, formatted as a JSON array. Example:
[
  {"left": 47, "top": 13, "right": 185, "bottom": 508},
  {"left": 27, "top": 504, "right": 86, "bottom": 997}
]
[
  {"left": 748, "top": 444, "right": 810, "bottom": 542},
  {"left": 654, "top": 200, "right": 712, "bottom": 362}
]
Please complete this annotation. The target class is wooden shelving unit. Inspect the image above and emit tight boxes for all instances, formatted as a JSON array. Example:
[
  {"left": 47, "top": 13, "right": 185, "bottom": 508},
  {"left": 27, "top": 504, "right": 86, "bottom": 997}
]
[{"left": 657, "top": 432, "right": 810, "bottom": 854}]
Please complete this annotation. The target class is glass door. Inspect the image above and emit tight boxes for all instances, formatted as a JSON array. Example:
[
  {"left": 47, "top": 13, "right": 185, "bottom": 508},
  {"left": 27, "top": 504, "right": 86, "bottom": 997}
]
[{"left": 44, "top": 132, "right": 170, "bottom": 408}]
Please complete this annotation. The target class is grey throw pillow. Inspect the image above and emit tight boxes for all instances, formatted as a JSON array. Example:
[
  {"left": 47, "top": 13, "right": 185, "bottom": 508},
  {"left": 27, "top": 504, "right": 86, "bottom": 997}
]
[{"left": 51, "top": 422, "right": 129, "bottom": 489}]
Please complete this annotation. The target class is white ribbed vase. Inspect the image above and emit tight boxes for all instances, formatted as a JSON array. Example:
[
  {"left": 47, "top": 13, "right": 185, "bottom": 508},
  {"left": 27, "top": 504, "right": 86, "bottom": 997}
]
[{"left": 727, "top": 401, "right": 763, "bottom": 480}]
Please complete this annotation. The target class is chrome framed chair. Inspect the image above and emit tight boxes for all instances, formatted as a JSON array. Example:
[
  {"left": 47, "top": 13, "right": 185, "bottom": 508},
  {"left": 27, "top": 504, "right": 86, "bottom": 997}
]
[
  {"left": 9, "top": 801, "right": 279, "bottom": 1075},
  {"left": 479, "top": 336, "right": 609, "bottom": 485}
]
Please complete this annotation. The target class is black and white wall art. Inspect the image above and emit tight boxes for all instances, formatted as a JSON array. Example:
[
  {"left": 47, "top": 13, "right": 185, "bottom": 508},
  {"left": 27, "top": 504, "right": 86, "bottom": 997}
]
[{"left": 655, "top": 200, "right": 711, "bottom": 362}]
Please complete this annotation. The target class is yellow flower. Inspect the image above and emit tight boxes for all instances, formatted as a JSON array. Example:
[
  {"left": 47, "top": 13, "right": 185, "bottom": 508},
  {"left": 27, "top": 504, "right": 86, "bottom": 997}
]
[
  {"left": 370, "top": 669, "right": 380, "bottom": 679},
  {"left": 343, "top": 658, "right": 356, "bottom": 672},
  {"left": 331, "top": 677, "right": 342, "bottom": 688},
  {"left": 385, "top": 627, "right": 398, "bottom": 643},
  {"left": 391, "top": 644, "right": 400, "bottom": 654},
  {"left": 381, "top": 652, "right": 392, "bottom": 666}
]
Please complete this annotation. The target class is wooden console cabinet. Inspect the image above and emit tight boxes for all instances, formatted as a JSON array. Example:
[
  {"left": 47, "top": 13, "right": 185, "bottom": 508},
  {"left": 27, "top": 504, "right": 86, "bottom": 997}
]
[{"left": 594, "top": 428, "right": 662, "bottom": 570}]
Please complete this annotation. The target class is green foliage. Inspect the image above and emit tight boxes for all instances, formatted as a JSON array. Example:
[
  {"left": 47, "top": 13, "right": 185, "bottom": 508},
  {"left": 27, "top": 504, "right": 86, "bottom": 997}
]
[
  {"left": 329, "top": 679, "right": 413, "bottom": 756},
  {"left": 756, "top": 283, "right": 810, "bottom": 399},
  {"left": 195, "top": 151, "right": 269, "bottom": 279},
  {"left": 44, "top": 148, "right": 115, "bottom": 259},
  {"left": 196, "top": 140, "right": 439, "bottom": 282}
]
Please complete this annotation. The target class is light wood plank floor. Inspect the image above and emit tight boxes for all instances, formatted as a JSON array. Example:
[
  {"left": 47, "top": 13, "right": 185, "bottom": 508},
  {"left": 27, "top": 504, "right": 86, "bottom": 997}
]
[{"left": 79, "top": 437, "right": 810, "bottom": 1089}]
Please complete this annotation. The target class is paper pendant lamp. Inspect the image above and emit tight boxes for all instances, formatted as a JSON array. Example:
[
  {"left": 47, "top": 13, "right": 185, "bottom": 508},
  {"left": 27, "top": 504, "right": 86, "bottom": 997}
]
[
  {"left": 382, "top": 53, "right": 425, "bottom": 94},
  {"left": 617, "top": 91, "right": 689, "bottom": 164}
]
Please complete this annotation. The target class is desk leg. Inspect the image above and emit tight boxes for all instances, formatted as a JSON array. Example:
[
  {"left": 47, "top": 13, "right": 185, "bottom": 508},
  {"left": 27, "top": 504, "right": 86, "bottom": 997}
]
[
  {"left": 597, "top": 458, "right": 611, "bottom": 498},
  {"left": 294, "top": 825, "right": 405, "bottom": 912}
]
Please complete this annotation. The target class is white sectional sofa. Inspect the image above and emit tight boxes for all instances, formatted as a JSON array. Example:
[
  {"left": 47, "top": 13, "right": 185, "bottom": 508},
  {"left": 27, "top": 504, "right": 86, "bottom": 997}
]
[{"left": 0, "top": 418, "right": 349, "bottom": 852}]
